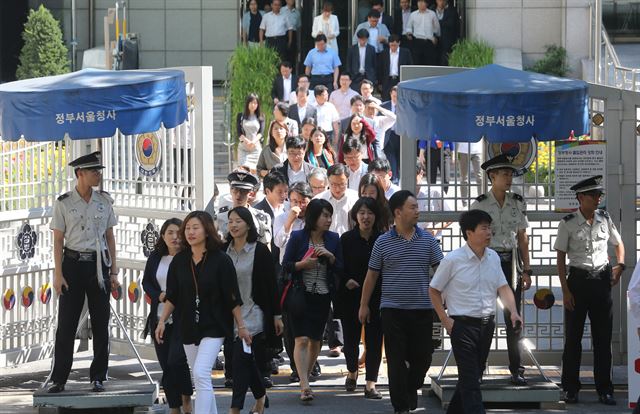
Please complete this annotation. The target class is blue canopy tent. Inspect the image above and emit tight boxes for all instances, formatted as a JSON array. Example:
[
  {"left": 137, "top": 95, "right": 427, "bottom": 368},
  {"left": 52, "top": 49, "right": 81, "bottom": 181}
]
[
  {"left": 396, "top": 64, "right": 589, "bottom": 143},
  {"left": 0, "top": 68, "right": 188, "bottom": 141}
]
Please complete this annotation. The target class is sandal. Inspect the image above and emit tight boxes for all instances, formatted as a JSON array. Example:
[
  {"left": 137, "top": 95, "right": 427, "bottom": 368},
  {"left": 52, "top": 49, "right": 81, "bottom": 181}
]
[{"left": 300, "top": 388, "right": 314, "bottom": 402}]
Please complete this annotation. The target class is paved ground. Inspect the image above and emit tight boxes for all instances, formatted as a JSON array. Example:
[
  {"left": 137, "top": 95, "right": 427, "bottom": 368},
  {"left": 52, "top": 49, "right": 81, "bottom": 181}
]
[{"left": 0, "top": 348, "right": 634, "bottom": 414}]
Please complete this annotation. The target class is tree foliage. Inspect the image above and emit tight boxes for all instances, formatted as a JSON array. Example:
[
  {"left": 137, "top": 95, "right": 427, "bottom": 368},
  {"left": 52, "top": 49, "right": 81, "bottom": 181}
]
[
  {"left": 448, "top": 39, "right": 494, "bottom": 68},
  {"left": 16, "top": 5, "right": 70, "bottom": 80},
  {"left": 227, "top": 46, "right": 280, "bottom": 143},
  {"left": 529, "top": 45, "right": 569, "bottom": 77}
]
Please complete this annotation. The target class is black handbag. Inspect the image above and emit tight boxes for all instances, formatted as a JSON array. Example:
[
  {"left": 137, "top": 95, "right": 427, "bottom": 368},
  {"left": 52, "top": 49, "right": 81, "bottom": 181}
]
[{"left": 284, "top": 279, "right": 307, "bottom": 316}]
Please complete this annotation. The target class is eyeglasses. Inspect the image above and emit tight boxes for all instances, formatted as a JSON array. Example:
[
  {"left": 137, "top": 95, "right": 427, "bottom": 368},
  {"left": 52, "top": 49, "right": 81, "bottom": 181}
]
[
  {"left": 311, "top": 185, "right": 327, "bottom": 191},
  {"left": 329, "top": 181, "right": 347, "bottom": 189},
  {"left": 287, "top": 151, "right": 304, "bottom": 158}
]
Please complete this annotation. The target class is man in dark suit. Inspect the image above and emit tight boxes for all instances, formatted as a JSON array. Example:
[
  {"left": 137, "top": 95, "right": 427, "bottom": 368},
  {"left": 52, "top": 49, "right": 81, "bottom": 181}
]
[
  {"left": 372, "top": 0, "right": 394, "bottom": 30},
  {"left": 394, "top": 0, "right": 414, "bottom": 41},
  {"left": 346, "top": 29, "right": 377, "bottom": 93},
  {"left": 289, "top": 86, "right": 317, "bottom": 130},
  {"left": 382, "top": 86, "right": 400, "bottom": 183},
  {"left": 271, "top": 61, "right": 296, "bottom": 105},
  {"left": 271, "top": 136, "right": 314, "bottom": 186},
  {"left": 254, "top": 171, "right": 288, "bottom": 271},
  {"left": 378, "top": 34, "right": 413, "bottom": 101}
]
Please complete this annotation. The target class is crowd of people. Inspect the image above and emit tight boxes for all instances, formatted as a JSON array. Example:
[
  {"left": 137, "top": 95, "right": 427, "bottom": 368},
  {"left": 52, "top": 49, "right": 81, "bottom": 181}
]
[{"left": 47, "top": 151, "right": 627, "bottom": 414}]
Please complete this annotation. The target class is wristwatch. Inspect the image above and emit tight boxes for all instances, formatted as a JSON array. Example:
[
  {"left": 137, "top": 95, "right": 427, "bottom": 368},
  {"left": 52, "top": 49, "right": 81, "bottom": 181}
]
[
  {"left": 616, "top": 263, "right": 626, "bottom": 271},
  {"left": 522, "top": 268, "right": 533, "bottom": 276}
]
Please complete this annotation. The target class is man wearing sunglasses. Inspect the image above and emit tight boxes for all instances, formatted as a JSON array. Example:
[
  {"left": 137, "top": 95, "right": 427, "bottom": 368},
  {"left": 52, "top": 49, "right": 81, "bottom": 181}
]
[{"left": 555, "top": 175, "right": 625, "bottom": 406}]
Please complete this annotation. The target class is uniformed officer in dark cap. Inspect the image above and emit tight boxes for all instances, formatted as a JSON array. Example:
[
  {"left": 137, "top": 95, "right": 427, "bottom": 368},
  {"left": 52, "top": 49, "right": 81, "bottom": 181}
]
[
  {"left": 555, "top": 175, "right": 625, "bottom": 405},
  {"left": 470, "top": 153, "right": 532, "bottom": 386},
  {"left": 216, "top": 171, "right": 272, "bottom": 245},
  {"left": 47, "top": 151, "right": 120, "bottom": 393}
]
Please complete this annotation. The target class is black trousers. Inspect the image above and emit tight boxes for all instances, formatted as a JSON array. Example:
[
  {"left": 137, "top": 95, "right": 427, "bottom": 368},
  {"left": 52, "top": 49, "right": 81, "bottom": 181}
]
[
  {"left": 410, "top": 38, "right": 438, "bottom": 66},
  {"left": 562, "top": 266, "right": 614, "bottom": 395},
  {"left": 310, "top": 74, "right": 334, "bottom": 93},
  {"left": 265, "top": 35, "right": 287, "bottom": 61},
  {"left": 324, "top": 307, "right": 343, "bottom": 349},
  {"left": 152, "top": 321, "right": 193, "bottom": 408},
  {"left": 224, "top": 334, "right": 271, "bottom": 380},
  {"left": 341, "top": 302, "right": 383, "bottom": 381},
  {"left": 287, "top": 31, "right": 298, "bottom": 69},
  {"left": 427, "top": 147, "right": 450, "bottom": 193},
  {"left": 499, "top": 260, "right": 523, "bottom": 374},
  {"left": 384, "top": 135, "right": 400, "bottom": 184},
  {"left": 381, "top": 308, "right": 434, "bottom": 412},
  {"left": 231, "top": 333, "right": 268, "bottom": 409},
  {"left": 381, "top": 76, "right": 400, "bottom": 101},
  {"left": 282, "top": 310, "right": 297, "bottom": 372},
  {"left": 50, "top": 257, "right": 110, "bottom": 384},
  {"left": 447, "top": 317, "right": 495, "bottom": 414}
]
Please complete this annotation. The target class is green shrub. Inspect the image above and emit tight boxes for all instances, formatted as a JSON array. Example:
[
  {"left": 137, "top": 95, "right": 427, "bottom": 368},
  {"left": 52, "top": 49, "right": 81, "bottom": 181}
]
[
  {"left": 529, "top": 45, "right": 569, "bottom": 77},
  {"left": 227, "top": 46, "right": 280, "bottom": 144},
  {"left": 448, "top": 39, "right": 494, "bottom": 68},
  {"left": 16, "top": 5, "right": 70, "bottom": 80}
]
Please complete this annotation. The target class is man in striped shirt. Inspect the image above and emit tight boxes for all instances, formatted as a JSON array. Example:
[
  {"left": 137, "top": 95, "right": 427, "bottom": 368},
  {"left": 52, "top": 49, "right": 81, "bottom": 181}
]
[{"left": 359, "top": 190, "right": 443, "bottom": 414}]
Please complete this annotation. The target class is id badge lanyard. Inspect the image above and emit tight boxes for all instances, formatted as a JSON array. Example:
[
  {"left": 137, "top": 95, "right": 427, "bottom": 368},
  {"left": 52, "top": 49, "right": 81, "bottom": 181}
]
[{"left": 190, "top": 254, "right": 206, "bottom": 324}]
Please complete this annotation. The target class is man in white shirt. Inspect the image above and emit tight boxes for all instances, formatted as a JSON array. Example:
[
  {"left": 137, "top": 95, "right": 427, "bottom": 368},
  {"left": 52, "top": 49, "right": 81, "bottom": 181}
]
[
  {"left": 274, "top": 182, "right": 312, "bottom": 264},
  {"left": 330, "top": 73, "right": 359, "bottom": 119},
  {"left": 272, "top": 61, "right": 295, "bottom": 105},
  {"left": 368, "top": 159, "right": 400, "bottom": 199},
  {"left": 430, "top": 209, "right": 522, "bottom": 414},
  {"left": 360, "top": 80, "right": 381, "bottom": 105},
  {"left": 342, "top": 138, "right": 368, "bottom": 191},
  {"left": 313, "top": 163, "right": 359, "bottom": 235},
  {"left": 259, "top": 0, "right": 293, "bottom": 61},
  {"left": 364, "top": 99, "right": 396, "bottom": 156},
  {"left": 289, "top": 75, "right": 317, "bottom": 107},
  {"left": 282, "top": 0, "right": 300, "bottom": 65},
  {"left": 405, "top": 0, "right": 440, "bottom": 65},
  {"left": 289, "top": 87, "right": 318, "bottom": 130},
  {"left": 314, "top": 85, "right": 341, "bottom": 145},
  {"left": 308, "top": 167, "right": 329, "bottom": 197}
]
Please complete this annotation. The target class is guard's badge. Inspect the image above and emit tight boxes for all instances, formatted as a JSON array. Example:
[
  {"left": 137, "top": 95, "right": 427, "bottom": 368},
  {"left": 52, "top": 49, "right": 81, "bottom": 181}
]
[
  {"left": 16, "top": 223, "right": 38, "bottom": 260},
  {"left": 135, "top": 132, "right": 162, "bottom": 177},
  {"left": 141, "top": 222, "right": 160, "bottom": 258},
  {"left": 97, "top": 203, "right": 105, "bottom": 213}
]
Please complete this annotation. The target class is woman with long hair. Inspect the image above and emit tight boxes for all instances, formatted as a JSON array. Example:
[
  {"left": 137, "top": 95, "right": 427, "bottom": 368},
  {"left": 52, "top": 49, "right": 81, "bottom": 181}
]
[
  {"left": 257, "top": 120, "right": 288, "bottom": 177},
  {"left": 358, "top": 173, "right": 392, "bottom": 232},
  {"left": 236, "top": 93, "right": 265, "bottom": 174},
  {"left": 143, "top": 218, "right": 192, "bottom": 414},
  {"left": 282, "top": 199, "right": 343, "bottom": 402},
  {"left": 224, "top": 207, "right": 283, "bottom": 414},
  {"left": 337, "top": 197, "right": 384, "bottom": 399},
  {"left": 300, "top": 117, "right": 317, "bottom": 143},
  {"left": 338, "top": 115, "right": 379, "bottom": 164},
  {"left": 304, "top": 127, "right": 336, "bottom": 170},
  {"left": 156, "top": 211, "right": 251, "bottom": 414}
]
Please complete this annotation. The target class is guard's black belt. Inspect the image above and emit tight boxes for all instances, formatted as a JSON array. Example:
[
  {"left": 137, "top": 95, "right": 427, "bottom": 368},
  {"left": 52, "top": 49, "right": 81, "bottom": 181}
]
[
  {"left": 494, "top": 250, "right": 513, "bottom": 262},
  {"left": 569, "top": 265, "right": 610, "bottom": 280},
  {"left": 451, "top": 315, "right": 495, "bottom": 326},
  {"left": 64, "top": 248, "right": 98, "bottom": 262}
]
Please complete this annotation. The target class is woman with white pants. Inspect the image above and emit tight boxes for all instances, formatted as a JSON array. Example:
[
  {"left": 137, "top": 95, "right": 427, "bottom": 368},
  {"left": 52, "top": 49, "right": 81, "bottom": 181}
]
[{"left": 156, "top": 210, "right": 252, "bottom": 414}]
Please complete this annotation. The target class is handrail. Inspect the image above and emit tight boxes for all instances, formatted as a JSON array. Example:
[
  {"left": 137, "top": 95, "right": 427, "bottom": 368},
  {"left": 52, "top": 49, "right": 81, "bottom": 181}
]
[{"left": 598, "top": 27, "right": 640, "bottom": 91}]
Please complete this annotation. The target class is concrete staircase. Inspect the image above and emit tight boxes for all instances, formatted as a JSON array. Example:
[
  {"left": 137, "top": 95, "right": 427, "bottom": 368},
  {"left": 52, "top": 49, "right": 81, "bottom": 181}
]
[{"left": 212, "top": 89, "right": 232, "bottom": 181}]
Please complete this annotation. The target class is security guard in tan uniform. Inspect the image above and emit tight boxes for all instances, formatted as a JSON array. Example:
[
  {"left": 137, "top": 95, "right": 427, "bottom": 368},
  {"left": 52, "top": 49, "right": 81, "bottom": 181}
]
[
  {"left": 555, "top": 175, "right": 625, "bottom": 405},
  {"left": 216, "top": 171, "right": 271, "bottom": 245},
  {"left": 47, "top": 151, "right": 119, "bottom": 393},
  {"left": 470, "top": 153, "right": 532, "bottom": 386}
]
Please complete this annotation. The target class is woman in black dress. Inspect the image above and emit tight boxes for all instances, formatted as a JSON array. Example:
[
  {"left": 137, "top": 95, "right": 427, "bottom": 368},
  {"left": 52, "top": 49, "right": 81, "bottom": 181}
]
[{"left": 337, "top": 197, "right": 385, "bottom": 399}]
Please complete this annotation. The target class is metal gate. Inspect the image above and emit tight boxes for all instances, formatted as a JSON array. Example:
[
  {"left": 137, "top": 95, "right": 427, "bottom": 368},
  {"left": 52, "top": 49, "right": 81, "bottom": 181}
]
[
  {"left": 0, "top": 66, "right": 214, "bottom": 366},
  {"left": 399, "top": 65, "right": 640, "bottom": 366}
]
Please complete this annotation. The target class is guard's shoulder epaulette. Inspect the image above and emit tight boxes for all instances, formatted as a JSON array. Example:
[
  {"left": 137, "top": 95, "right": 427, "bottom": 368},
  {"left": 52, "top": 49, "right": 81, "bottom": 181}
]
[
  {"left": 475, "top": 194, "right": 487, "bottom": 202},
  {"left": 57, "top": 193, "right": 70, "bottom": 201},
  {"left": 511, "top": 192, "right": 524, "bottom": 202},
  {"left": 98, "top": 190, "right": 114, "bottom": 204},
  {"left": 254, "top": 210, "right": 269, "bottom": 221},
  {"left": 597, "top": 209, "right": 610, "bottom": 219},
  {"left": 562, "top": 213, "right": 576, "bottom": 222},
  {"left": 218, "top": 206, "right": 229, "bottom": 214}
]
